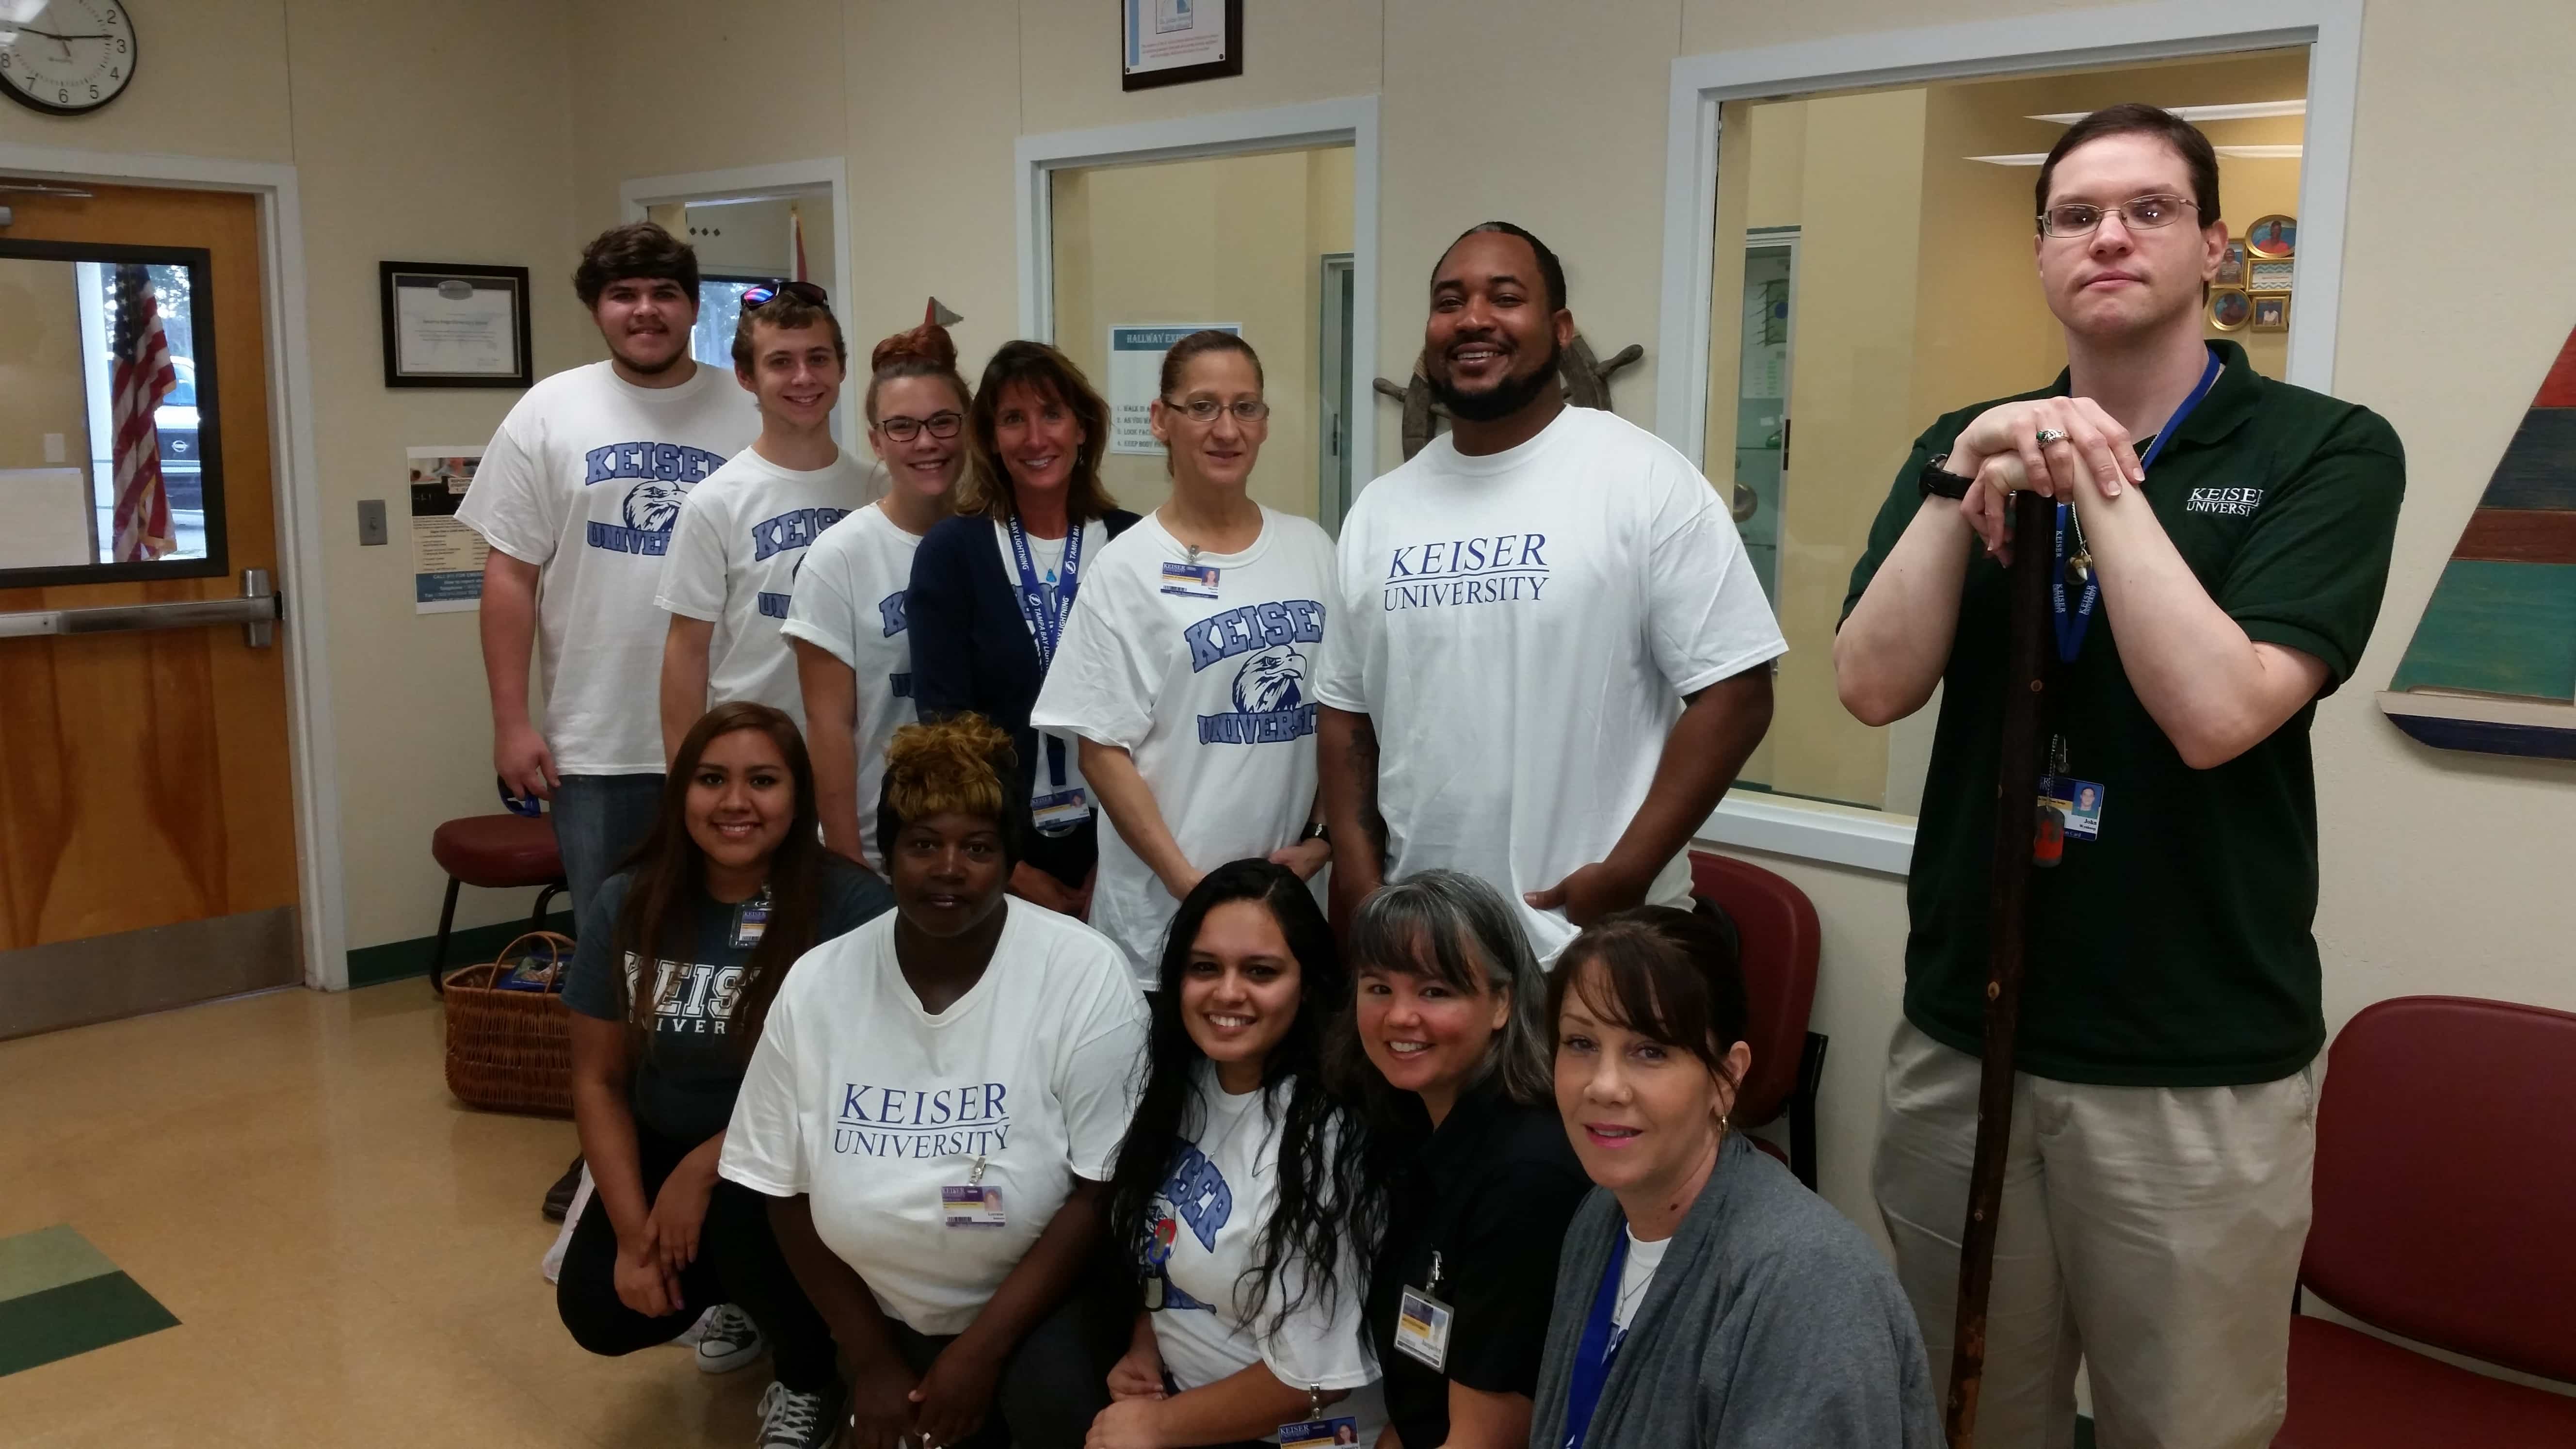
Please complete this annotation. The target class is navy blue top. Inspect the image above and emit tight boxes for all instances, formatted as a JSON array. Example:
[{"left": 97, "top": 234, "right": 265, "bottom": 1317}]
[{"left": 907, "top": 509, "right": 1140, "bottom": 871}]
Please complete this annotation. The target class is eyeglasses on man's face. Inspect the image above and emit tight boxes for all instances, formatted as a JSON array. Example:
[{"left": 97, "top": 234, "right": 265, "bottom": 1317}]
[
  {"left": 876, "top": 409, "right": 963, "bottom": 442},
  {"left": 2037, "top": 193, "right": 2199, "bottom": 239},
  {"left": 1162, "top": 397, "right": 1271, "bottom": 424}
]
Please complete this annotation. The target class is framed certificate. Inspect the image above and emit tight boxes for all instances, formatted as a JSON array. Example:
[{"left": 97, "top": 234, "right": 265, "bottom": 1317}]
[
  {"left": 380, "top": 261, "right": 533, "bottom": 389},
  {"left": 1121, "top": 0, "right": 1243, "bottom": 91}
]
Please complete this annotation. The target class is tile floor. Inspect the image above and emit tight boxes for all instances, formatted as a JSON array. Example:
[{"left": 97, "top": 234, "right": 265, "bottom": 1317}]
[{"left": 0, "top": 982, "right": 772, "bottom": 1446}]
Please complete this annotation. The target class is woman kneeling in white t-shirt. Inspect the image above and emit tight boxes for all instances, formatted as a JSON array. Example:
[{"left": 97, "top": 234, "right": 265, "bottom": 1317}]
[
  {"left": 1091, "top": 860, "right": 1386, "bottom": 1449},
  {"left": 720, "top": 713, "right": 1151, "bottom": 1449},
  {"left": 1032, "top": 332, "right": 1336, "bottom": 987}
]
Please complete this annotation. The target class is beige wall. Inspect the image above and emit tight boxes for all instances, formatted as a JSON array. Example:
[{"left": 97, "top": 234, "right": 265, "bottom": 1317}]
[
  {"left": 0, "top": 259, "right": 92, "bottom": 473},
  {"left": 1050, "top": 146, "right": 1354, "bottom": 521},
  {"left": 8, "top": 4, "right": 2574, "bottom": 1303}
]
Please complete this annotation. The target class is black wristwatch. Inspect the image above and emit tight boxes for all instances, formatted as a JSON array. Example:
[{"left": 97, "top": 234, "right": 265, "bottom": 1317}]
[
  {"left": 1299, "top": 820, "right": 1331, "bottom": 845},
  {"left": 1918, "top": 453, "right": 1975, "bottom": 501}
]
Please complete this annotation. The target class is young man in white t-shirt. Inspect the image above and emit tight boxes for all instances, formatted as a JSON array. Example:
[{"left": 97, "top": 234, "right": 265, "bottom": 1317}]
[
  {"left": 1314, "top": 223, "right": 1786, "bottom": 961},
  {"left": 656, "top": 283, "right": 875, "bottom": 756}
]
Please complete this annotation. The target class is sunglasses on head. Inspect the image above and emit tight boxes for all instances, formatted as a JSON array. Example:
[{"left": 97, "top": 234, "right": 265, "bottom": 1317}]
[{"left": 741, "top": 280, "right": 830, "bottom": 310}]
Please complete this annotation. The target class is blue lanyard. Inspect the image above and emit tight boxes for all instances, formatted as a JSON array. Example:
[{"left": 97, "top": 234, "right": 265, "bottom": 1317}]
[
  {"left": 2051, "top": 349, "right": 2223, "bottom": 662},
  {"left": 1004, "top": 513, "right": 1084, "bottom": 671},
  {"left": 1559, "top": 1233, "right": 1630, "bottom": 1449}
]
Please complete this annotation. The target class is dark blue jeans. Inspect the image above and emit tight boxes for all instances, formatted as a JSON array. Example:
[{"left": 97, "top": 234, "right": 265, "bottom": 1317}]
[{"left": 551, "top": 773, "right": 664, "bottom": 944}]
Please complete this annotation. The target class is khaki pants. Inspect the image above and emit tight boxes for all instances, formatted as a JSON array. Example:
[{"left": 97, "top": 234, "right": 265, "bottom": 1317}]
[{"left": 1871, "top": 1020, "right": 2317, "bottom": 1449}]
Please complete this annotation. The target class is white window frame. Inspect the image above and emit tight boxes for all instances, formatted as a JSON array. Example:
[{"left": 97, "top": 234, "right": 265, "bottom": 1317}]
[
  {"left": 1015, "top": 96, "right": 1381, "bottom": 533},
  {"left": 1657, "top": 0, "right": 2364, "bottom": 876},
  {"left": 621, "top": 159, "right": 859, "bottom": 446}
]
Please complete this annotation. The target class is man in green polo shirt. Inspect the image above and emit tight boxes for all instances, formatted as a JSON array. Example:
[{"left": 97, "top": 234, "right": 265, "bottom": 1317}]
[{"left": 1837, "top": 104, "right": 2403, "bottom": 1449}]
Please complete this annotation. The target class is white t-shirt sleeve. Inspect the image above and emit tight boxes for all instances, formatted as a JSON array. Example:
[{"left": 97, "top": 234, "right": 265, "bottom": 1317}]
[
  {"left": 1644, "top": 455, "right": 1789, "bottom": 695},
  {"left": 453, "top": 410, "right": 559, "bottom": 565},
  {"left": 1030, "top": 566, "right": 1163, "bottom": 751},
  {"left": 1054, "top": 967, "right": 1150, "bottom": 1181},
  {"left": 1256, "top": 1193, "right": 1381, "bottom": 1392},
  {"left": 718, "top": 978, "right": 810, "bottom": 1197},
  {"left": 781, "top": 531, "right": 862, "bottom": 668},
  {"left": 657, "top": 483, "right": 730, "bottom": 622},
  {"left": 1310, "top": 523, "right": 1373, "bottom": 713}
]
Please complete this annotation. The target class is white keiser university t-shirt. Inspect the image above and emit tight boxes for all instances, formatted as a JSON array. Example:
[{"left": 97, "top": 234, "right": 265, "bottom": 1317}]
[
  {"left": 719, "top": 897, "right": 1150, "bottom": 1336},
  {"left": 455, "top": 361, "right": 757, "bottom": 774},
  {"left": 1141, "top": 1063, "right": 1386, "bottom": 1445},
  {"left": 1313, "top": 405, "right": 1787, "bottom": 961},
  {"left": 1031, "top": 506, "right": 1335, "bottom": 983},
  {"left": 779, "top": 501, "right": 925, "bottom": 872},
  {"left": 656, "top": 445, "right": 875, "bottom": 731}
]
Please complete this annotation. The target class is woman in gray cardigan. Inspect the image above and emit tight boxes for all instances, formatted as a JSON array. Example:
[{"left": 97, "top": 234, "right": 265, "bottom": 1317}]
[{"left": 1529, "top": 908, "right": 1941, "bottom": 1449}]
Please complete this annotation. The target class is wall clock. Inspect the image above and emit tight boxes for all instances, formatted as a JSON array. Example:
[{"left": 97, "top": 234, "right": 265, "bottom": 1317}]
[{"left": 1, "top": 2, "right": 139, "bottom": 117}]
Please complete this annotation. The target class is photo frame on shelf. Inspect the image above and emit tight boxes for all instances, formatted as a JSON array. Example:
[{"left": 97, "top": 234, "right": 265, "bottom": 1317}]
[
  {"left": 379, "top": 261, "right": 532, "bottom": 389},
  {"left": 2208, "top": 288, "right": 2253, "bottom": 332},
  {"left": 2250, "top": 294, "right": 2290, "bottom": 333},
  {"left": 2215, "top": 239, "right": 2249, "bottom": 289},
  {"left": 1120, "top": 0, "right": 1244, "bottom": 91},
  {"left": 2247, "top": 258, "right": 2296, "bottom": 295},
  {"left": 2244, "top": 213, "right": 2297, "bottom": 259}
]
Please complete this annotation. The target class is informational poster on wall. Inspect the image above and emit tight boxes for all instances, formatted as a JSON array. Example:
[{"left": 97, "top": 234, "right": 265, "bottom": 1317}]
[
  {"left": 409, "top": 445, "right": 488, "bottom": 613},
  {"left": 1107, "top": 323, "right": 1240, "bottom": 454},
  {"left": 1121, "top": 0, "right": 1236, "bottom": 82}
]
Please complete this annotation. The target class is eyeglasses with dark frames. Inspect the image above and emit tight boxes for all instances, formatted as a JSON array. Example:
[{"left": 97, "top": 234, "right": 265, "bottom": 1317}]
[
  {"left": 2036, "top": 193, "right": 2199, "bottom": 239},
  {"left": 876, "top": 409, "right": 964, "bottom": 442},
  {"left": 1162, "top": 397, "right": 1271, "bottom": 425},
  {"left": 740, "top": 279, "right": 831, "bottom": 309}
]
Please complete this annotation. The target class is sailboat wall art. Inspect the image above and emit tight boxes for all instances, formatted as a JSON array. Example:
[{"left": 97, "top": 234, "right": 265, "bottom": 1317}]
[{"left": 2376, "top": 325, "right": 2576, "bottom": 759}]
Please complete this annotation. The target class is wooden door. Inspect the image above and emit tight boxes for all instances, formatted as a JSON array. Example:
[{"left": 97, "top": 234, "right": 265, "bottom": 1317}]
[{"left": 0, "top": 182, "right": 299, "bottom": 1038}]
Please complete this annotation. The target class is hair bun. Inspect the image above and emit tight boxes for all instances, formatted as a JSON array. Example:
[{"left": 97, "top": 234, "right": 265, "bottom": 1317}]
[{"left": 872, "top": 320, "right": 958, "bottom": 374}]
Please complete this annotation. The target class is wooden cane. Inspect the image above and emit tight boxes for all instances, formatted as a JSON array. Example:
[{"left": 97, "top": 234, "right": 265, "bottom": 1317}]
[{"left": 1943, "top": 487, "right": 2058, "bottom": 1448}]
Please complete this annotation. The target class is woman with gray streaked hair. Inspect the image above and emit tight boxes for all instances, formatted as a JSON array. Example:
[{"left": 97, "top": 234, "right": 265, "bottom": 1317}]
[{"left": 1331, "top": 869, "right": 1592, "bottom": 1449}]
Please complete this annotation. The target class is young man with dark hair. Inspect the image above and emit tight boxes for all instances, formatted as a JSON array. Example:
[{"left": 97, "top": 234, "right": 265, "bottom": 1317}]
[
  {"left": 1837, "top": 104, "right": 2404, "bottom": 1447},
  {"left": 658, "top": 284, "right": 874, "bottom": 757},
  {"left": 458, "top": 222, "right": 756, "bottom": 1225},
  {"left": 1314, "top": 221, "right": 1784, "bottom": 962}
]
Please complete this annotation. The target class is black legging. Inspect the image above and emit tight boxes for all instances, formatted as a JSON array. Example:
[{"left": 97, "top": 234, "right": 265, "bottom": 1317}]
[
  {"left": 556, "top": 1119, "right": 837, "bottom": 1392},
  {"left": 877, "top": 1288, "right": 1121, "bottom": 1449}
]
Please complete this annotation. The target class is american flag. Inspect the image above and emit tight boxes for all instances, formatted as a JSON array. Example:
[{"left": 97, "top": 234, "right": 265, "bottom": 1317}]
[{"left": 109, "top": 263, "right": 179, "bottom": 563}]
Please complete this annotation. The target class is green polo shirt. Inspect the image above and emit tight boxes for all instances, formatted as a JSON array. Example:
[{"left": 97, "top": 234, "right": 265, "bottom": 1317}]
[{"left": 1842, "top": 342, "right": 2404, "bottom": 1087}]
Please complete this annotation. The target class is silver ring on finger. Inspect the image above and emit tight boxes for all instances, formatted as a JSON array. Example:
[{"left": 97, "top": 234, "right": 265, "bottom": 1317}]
[{"left": 2034, "top": 428, "right": 2068, "bottom": 447}]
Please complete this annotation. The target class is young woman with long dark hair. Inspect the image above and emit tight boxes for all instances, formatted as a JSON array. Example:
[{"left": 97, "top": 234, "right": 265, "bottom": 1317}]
[
  {"left": 907, "top": 341, "right": 1141, "bottom": 918},
  {"left": 1032, "top": 333, "right": 1336, "bottom": 987},
  {"left": 1090, "top": 860, "right": 1385, "bottom": 1449},
  {"left": 557, "top": 701, "right": 893, "bottom": 1449},
  {"left": 721, "top": 713, "right": 1149, "bottom": 1449},
  {"left": 1531, "top": 908, "right": 1937, "bottom": 1448}
]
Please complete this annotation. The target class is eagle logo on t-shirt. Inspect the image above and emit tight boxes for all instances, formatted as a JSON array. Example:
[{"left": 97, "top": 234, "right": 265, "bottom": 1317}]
[
  {"left": 1233, "top": 645, "right": 1307, "bottom": 716},
  {"left": 624, "top": 480, "right": 687, "bottom": 534}
]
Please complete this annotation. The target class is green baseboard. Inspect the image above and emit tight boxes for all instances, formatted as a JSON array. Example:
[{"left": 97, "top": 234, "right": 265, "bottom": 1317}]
[{"left": 346, "top": 911, "right": 575, "bottom": 988}]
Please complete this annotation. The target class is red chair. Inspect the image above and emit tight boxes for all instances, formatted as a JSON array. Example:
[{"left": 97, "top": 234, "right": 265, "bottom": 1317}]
[
  {"left": 2275, "top": 996, "right": 2576, "bottom": 1446},
  {"left": 427, "top": 813, "right": 569, "bottom": 996},
  {"left": 1689, "top": 850, "right": 1826, "bottom": 1189}
]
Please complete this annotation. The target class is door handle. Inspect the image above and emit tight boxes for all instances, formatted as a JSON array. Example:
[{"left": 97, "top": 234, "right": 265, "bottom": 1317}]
[{"left": 0, "top": 568, "right": 283, "bottom": 646}]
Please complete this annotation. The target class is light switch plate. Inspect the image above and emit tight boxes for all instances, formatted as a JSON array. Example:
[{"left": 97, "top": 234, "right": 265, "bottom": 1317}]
[
  {"left": 43, "top": 433, "right": 66, "bottom": 463},
  {"left": 356, "top": 498, "right": 388, "bottom": 547}
]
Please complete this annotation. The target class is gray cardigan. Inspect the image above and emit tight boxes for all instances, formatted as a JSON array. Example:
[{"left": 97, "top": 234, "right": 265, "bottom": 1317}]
[{"left": 1527, "top": 1133, "right": 1942, "bottom": 1449}]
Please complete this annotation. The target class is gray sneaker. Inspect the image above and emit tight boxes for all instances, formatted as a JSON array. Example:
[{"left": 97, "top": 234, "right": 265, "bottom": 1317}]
[
  {"left": 755, "top": 1379, "right": 844, "bottom": 1449},
  {"left": 695, "top": 1304, "right": 765, "bottom": 1374}
]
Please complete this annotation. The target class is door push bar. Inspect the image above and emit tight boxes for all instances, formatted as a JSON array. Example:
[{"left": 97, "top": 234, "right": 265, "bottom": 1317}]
[{"left": 0, "top": 568, "right": 282, "bottom": 648}]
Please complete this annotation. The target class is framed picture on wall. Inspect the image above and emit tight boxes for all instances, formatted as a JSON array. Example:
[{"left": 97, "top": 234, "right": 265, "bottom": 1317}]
[
  {"left": 2208, "top": 288, "right": 2253, "bottom": 332},
  {"left": 1120, "top": 0, "right": 1244, "bottom": 91},
  {"left": 2244, "top": 213, "right": 2297, "bottom": 259},
  {"left": 2214, "top": 239, "right": 2249, "bottom": 288},
  {"left": 2250, "top": 294, "right": 2290, "bottom": 332},
  {"left": 379, "top": 261, "right": 533, "bottom": 389},
  {"left": 2247, "top": 259, "right": 2296, "bottom": 295}
]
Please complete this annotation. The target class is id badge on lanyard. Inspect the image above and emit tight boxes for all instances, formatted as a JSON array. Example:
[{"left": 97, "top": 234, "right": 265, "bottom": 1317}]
[
  {"left": 1279, "top": 1384, "right": 1359, "bottom": 1449},
  {"left": 1559, "top": 1234, "right": 1632, "bottom": 1449},
  {"left": 729, "top": 886, "right": 773, "bottom": 949},
  {"left": 939, "top": 1154, "right": 1005, "bottom": 1229},
  {"left": 1392, "top": 1250, "right": 1455, "bottom": 1372}
]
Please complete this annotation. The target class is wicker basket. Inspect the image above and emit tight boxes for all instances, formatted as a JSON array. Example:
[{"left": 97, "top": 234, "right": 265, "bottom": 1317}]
[{"left": 441, "top": 931, "right": 577, "bottom": 1117}]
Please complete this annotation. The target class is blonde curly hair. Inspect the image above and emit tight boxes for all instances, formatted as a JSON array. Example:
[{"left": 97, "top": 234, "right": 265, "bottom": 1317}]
[{"left": 883, "top": 713, "right": 1017, "bottom": 843}]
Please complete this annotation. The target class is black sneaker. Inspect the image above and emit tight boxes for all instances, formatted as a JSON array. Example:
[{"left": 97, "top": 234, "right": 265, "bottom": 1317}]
[
  {"left": 755, "top": 1379, "right": 844, "bottom": 1449},
  {"left": 542, "top": 1155, "right": 583, "bottom": 1223}
]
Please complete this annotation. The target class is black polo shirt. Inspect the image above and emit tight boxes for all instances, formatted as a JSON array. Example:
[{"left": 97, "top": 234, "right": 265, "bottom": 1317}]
[
  {"left": 1365, "top": 1078, "right": 1591, "bottom": 1448},
  {"left": 1841, "top": 342, "right": 2404, "bottom": 1087}
]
